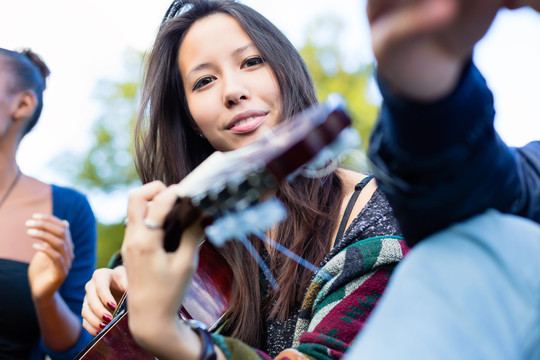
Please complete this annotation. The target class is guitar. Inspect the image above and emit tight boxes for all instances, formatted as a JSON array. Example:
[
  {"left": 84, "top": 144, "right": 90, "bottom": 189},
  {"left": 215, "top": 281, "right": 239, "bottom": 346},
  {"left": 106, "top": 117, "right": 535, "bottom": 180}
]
[
  {"left": 75, "top": 94, "right": 360, "bottom": 359},
  {"left": 75, "top": 242, "right": 232, "bottom": 360}
]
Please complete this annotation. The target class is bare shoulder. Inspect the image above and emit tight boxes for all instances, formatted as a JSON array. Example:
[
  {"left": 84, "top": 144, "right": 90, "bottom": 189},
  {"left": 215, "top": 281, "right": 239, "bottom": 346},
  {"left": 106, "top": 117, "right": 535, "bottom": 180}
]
[
  {"left": 336, "top": 167, "right": 377, "bottom": 192},
  {"left": 17, "top": 174, "right": 51, "bottom": 202},
  {"left": 331, "top": 168, "right": 378, "bottom": 245},
  {"left": 20, "top": 174, "right": 49, "bottom": 191}
]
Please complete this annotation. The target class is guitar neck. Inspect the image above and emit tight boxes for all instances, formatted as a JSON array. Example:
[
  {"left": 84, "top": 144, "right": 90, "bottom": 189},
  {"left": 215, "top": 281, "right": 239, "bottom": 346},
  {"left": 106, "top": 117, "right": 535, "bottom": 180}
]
[{"left": 162, "top": 96, "right": 356, "bottom": 252}]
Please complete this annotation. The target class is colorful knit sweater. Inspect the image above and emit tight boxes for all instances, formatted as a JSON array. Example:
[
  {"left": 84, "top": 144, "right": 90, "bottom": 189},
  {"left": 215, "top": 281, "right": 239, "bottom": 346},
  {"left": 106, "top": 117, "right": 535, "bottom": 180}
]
[{"left": 211, "top": 188, "right": 408, "bottom": 359}]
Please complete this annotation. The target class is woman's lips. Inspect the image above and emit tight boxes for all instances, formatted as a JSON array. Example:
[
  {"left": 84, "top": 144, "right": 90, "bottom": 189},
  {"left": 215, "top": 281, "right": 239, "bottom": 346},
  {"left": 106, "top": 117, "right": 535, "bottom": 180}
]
[{"left": 228, "top": 113, "right": 267, "bottom": 134}]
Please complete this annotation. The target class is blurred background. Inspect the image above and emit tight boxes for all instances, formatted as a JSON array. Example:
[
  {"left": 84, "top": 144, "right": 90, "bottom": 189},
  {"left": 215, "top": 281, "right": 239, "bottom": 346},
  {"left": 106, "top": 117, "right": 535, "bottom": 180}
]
[{"left": 1, "top": 0, "right": 539, "bottom": 267}]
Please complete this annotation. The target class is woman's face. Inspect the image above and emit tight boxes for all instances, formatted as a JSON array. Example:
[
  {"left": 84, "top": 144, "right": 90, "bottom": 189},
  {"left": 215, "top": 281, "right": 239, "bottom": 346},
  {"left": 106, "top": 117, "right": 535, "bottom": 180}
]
[{"left": 178, "top": 13, "right": 282, "bottom": 152}]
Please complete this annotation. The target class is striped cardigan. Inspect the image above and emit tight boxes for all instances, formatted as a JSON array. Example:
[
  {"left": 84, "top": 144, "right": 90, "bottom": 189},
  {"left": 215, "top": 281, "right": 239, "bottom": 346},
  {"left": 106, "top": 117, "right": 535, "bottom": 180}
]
[{"left": 212, "top": 189, "right": 408, "bottom": 359}]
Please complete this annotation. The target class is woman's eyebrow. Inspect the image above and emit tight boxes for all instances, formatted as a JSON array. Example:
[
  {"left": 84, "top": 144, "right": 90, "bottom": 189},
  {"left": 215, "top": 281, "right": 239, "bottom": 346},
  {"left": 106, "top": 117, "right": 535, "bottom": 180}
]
[
  {"left": 186, "top": 62, "right": 213, "bottom": 78},
  {"left": 185, "top": 43, "right": 256, "bottom": 79},
  {"left": 232, "top": 43, "right": 255, "bottom": 56}
]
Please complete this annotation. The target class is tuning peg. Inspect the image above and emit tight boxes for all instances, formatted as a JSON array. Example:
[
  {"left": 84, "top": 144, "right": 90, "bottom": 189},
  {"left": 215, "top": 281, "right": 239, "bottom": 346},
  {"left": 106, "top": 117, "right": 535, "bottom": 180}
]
[
  {"left": 298, "top": 127, "right": 361, "bottom": 179},
  {"left": 205, "top": 198, "right": 287, "bottom": 247}
]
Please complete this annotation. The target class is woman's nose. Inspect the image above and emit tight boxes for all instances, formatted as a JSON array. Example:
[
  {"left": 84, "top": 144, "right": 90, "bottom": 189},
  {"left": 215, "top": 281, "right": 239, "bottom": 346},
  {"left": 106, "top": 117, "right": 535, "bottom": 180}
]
[{"left": 223, "top": 76, "right": 250, "bottom": 107}]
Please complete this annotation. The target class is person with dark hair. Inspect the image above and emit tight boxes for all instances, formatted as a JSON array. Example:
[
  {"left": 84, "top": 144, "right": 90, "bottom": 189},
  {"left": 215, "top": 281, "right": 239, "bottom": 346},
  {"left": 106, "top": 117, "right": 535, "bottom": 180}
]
[
  {"left": 0, "top": 48, "right": 96, "bottom": 359},
  {"left": 81, "top": 1, "right": 407, "bottom": 359},
  {"left": 343, "top": 0, "right": 540, "bottom": 358}
]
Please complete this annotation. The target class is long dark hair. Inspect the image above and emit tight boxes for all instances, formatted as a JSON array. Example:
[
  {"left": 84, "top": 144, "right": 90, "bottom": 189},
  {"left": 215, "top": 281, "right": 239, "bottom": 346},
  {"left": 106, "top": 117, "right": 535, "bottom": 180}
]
[
  {"left": 134, "top": 0, "right": 343, "bottom": 347},
  {"left": 0, "top": 48, "right": 50, "bottom": 137}
]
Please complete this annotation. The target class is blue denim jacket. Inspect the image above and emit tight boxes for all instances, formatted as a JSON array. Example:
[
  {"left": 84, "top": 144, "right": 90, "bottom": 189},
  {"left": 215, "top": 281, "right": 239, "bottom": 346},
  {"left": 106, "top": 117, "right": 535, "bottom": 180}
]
[{"left": 368, "top": 61, "right": 540, "bottom": 246}]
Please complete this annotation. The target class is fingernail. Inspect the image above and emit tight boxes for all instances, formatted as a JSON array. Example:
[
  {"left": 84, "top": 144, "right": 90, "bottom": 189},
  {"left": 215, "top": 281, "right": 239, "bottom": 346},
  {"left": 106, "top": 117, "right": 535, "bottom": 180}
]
[
  {"left": 99, "top": 322, "right": 107, "bottom": 329},
  {"left": 107, "top": 302, "right": 117, "bottom": 311},
  {"left": 32, "top": 243, "right": 45, "bottom": 250},
  {"left": 27, "top": 229, "right": 39, "bottom": 236},
  {"left": 102, "top": 313, "right": 113, "bottom": 323},
  {"left": 33, "top": 213, "right": 44, "bottom": 219},
  {"left": 25, "top": 220, "right": 38, "bottom": 226}
]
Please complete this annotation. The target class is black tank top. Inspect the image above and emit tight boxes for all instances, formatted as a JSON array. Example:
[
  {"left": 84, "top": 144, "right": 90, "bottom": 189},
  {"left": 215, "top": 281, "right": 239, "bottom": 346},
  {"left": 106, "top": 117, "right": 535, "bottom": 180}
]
[{"left": 0, "top": 259, "right": 40, "bottom": 359}]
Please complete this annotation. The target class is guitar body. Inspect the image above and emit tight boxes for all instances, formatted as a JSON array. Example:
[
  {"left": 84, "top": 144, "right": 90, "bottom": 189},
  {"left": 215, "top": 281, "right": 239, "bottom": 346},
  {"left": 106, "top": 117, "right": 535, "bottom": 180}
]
[
  {"left": 75, "top": 243, "right": 232, "bottom": 360},
  {"left": 179, "top": 241, "right": 232, "bottom": 326},
  {"left": 76, "top": 311, "right": 155, "bottom": 360}
]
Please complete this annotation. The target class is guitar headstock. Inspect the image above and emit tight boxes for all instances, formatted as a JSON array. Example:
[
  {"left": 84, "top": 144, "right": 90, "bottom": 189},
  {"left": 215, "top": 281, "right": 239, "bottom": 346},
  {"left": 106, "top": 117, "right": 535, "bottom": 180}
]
[{"left": 163, "top": 94, "right": 360, "bottom": 250}]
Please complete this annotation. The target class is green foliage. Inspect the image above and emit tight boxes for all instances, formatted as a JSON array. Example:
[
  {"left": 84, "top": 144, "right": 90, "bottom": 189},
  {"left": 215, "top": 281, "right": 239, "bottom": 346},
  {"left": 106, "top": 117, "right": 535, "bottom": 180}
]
[
  {"left": 96, "top": 222, "right": 125, "bottom": 268},
  {"left": 76, "top": 51, "right": 142, "bottom": 192},
  {"left": 298, "top": 16, "right": 378, "bottom": 153}
]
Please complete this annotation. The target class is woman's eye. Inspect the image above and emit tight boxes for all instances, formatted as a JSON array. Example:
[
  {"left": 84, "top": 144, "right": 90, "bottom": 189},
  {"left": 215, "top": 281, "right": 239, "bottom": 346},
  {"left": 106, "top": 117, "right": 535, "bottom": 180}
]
[
  {"left": 193, "top": 76, "right": 215, "bottom": 91},
  {"left": 242, "top": 56, "right": 264, "bottom": 68}
]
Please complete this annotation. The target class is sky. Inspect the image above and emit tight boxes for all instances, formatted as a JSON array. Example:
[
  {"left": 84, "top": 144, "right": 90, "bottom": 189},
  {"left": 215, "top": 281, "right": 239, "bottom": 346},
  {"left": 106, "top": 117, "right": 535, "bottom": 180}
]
[{"left": 1, "top": 0, "right": 539, "bottom": 224}]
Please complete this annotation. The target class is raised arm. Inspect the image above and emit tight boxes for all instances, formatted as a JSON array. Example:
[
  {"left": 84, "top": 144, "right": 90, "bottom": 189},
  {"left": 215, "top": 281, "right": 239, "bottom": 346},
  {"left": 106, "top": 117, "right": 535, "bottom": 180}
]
[
  {"left": 29, "top": 187, "right": 97, "bottom": 359},
  {"left": 366, "top": 0, "right": 540, "bottom": 245}
]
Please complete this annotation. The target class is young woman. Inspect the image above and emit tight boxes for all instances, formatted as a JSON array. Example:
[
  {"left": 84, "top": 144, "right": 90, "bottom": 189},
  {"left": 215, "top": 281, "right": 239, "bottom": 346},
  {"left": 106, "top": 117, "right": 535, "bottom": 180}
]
[
  {"left": 0, "top": 48, "right": 96, "bottom": 359},
  {"left": 81, "top": 1, "right": 407, "bottom": 359}
]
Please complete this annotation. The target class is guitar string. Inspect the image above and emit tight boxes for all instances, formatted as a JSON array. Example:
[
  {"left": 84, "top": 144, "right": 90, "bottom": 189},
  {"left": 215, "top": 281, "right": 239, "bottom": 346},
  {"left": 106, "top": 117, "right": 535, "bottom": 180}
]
[
  {"left": 253, "top": 229, "right": 331, "bottom": 282},
  {"left": 300, "top": 148, "right": 367, "bottom": 179},
  {"left": 238, "top": 234, "right": 279, "bottom": 290}
]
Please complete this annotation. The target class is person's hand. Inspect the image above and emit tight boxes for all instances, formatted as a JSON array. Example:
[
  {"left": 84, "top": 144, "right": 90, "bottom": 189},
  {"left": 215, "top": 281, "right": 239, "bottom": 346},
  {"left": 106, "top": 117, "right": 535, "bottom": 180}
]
[
  {"left": 120, "top": 181, "right": 205, "bottom": 355},
  {"left": 27, "top": 214, "right": 74, "bottom": 302},
  {"left": 367, "top": 0, "right": 503, "bottom": 100},
  {"left": 82, "top": 266, "right": 128, "bottom": 335}
]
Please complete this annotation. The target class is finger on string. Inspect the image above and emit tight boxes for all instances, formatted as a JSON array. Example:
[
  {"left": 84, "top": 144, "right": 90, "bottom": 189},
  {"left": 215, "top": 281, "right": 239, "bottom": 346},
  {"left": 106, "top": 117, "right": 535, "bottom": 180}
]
[
  {"left": 143, "top": 185, "right": 182, "bottom": 229},
  {"left": 81, "top": 294, "right": 104, "bottom": 335},
  {"left": 106, "top": 266, "right": 128, "bottom": 307},
  {"left": 126, "top": 181, "right": 168, "bottom": 223},
  {"left": 123, "top": 186, "right": 182, "bottom": 256},
  {"left": 84, "top": 270, "right": 120, "bottom": 328}
]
